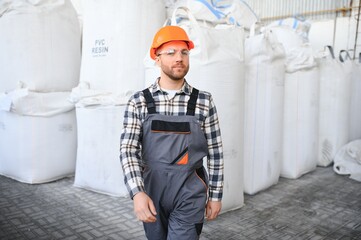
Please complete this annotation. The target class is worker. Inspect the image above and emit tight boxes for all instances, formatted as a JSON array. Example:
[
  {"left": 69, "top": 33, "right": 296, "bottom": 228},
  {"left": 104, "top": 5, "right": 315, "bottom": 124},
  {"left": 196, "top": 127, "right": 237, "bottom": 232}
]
[{"left": 120, "top": 25, "right": 224, "bottom": 240}]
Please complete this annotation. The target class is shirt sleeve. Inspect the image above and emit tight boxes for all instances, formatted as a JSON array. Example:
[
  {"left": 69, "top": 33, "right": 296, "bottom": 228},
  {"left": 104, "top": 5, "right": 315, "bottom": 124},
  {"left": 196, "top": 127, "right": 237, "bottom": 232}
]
[
  {"left": 204, "top": 95, "right": 224, "bottom": 201},
  {"left": 120, "top": 97, "right": 145, "bottom": 199}
]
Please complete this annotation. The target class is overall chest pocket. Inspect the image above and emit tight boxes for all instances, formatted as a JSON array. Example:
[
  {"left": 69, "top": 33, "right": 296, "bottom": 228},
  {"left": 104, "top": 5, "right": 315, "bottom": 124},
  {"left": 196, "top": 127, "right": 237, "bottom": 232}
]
[{"left": 150, "top": 120, "right": 191, "bottom": 165}]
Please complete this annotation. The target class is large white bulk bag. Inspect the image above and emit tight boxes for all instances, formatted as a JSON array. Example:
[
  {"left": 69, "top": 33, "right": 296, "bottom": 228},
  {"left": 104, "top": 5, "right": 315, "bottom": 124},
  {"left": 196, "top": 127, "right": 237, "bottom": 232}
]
[
  {"left": 317, "top": 47, "right": 352, "bottom": 166},
  {"left": 187, "top": 28, "right": 245, "bottom": 212},
  {"left": 243, "top": 28, "right": 285, "bottom": 195},
  {"left": 349, "top": 55, "right": 361, "bottom": 141},
  {"left": 0, "top": 91, "right": 76, "bottom": 183},
  {"left": 79, "top": 0, "right": 166, "bottom": 97},
  {"left": 266, "top": 25, "right": 305, "bottom": 55},
  {"left": 146, "top": 7, "right": 245, "bottom": 212},
  {"left": 333, "top": 140, "right": 361, "bottom": 182},
  {"left": 0, "top": 102, "right": 77, "bottom": 183},
  {"left": 282, "top": 44, "right": 319, "bottom": 179},
  {"left": 74, "top": 104, "right": 128, "bottom": 197},
  {"left": 0, "top": 0, "right": 81, "bottom": 93}
]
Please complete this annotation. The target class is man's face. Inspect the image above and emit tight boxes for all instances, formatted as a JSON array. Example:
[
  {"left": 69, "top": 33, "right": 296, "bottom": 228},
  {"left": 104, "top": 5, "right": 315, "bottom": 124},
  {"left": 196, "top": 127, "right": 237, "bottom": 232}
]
[{"left": 155, "top": 40, "right": 190, "bottom": 81}]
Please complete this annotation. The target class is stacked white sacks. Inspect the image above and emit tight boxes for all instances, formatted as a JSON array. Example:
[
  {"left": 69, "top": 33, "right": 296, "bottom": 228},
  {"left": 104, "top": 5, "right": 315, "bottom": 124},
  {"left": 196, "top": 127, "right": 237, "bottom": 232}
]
[
  {"left": 69, "top": 84, "right": 129, "bottom": 197},
  {"left": 307, "top": 17, "right": 361, "bottom": 172},
  {"left": 243, "top": 27, "right": 286, "bottom": 195},
  {"left": 71, "top": 0, "right": 166, "bottom": 197},
  {"left": 282, "top": 44, "right": 320, "bottom": 179},
  {"left": 263, "top": 21, "right": 321, "bottom": 179},
  {"left": 0, "top": 0, "right": 81, "bottom": 183},
  {"left": 317, "top": 47, "right": 352, "bottom": 167}
]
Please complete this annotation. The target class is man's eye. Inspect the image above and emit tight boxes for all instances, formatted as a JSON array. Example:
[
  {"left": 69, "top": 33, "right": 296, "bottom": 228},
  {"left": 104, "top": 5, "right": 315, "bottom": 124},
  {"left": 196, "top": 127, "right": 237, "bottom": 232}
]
[
  {"left": 181, "top": 50, "right": 190, "bottom": 56},
  {"left": 166, "top": 49, "right": 176, "bottom": 55}
]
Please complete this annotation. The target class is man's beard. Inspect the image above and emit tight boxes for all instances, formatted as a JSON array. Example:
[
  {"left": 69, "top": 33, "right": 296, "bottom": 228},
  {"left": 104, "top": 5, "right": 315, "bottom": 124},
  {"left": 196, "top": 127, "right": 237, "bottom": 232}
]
[{"left": 162, "top": 64, "right": 189, "bottom": 81}]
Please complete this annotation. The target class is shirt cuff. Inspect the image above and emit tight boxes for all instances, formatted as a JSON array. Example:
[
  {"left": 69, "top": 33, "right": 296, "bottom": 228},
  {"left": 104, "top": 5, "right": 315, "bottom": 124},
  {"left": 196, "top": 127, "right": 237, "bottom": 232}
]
[
  {"left": 129, "top": 186, "right": 146, "bottom": 199},
  {"left": 208, "top": 188, "right": 223, "bottom": 202},
  {"left": 126, "top": 177, "right": 145, "bottom": 199}
]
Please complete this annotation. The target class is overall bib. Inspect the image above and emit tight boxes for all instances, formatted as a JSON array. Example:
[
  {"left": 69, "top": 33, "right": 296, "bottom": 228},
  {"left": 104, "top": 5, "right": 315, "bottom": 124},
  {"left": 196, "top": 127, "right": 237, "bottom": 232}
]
[{"left": 141, "top": 88, "right": 209, "bottom": 240}]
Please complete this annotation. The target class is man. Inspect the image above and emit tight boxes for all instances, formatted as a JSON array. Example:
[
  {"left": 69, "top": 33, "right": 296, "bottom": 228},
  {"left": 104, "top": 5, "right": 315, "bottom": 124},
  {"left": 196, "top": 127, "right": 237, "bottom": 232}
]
[{"left": 120, "top": 25, "right": 224, "bottom": 240}]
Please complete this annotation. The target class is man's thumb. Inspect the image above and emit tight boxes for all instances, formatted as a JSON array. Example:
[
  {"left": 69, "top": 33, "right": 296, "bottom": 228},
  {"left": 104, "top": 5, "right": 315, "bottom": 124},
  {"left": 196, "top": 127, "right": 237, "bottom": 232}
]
[{"left": 149, "top": 201, "right": 157, "bottom": 216}]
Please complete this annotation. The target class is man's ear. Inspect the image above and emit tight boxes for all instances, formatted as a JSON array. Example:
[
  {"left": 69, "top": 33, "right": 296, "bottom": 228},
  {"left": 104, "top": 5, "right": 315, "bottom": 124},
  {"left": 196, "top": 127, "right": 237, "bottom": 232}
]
[{"left": 155, "top": 57, "right": 161, "bottom": 67}]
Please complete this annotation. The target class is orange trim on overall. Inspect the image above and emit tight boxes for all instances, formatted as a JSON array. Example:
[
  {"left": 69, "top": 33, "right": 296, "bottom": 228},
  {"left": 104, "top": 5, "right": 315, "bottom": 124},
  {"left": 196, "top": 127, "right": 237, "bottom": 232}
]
[
  {"left": 195, "top": 171, "right": 208, "bottom": 190},
  {"left": 177, "top": 152, "right": 189, "bottom": 165}
]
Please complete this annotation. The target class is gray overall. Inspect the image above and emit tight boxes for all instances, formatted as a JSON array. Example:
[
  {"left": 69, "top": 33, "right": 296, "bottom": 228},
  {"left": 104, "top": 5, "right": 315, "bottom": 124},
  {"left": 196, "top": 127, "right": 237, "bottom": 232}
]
[{"left": 141, "top": 88, "right": 209, "bottom": 240}]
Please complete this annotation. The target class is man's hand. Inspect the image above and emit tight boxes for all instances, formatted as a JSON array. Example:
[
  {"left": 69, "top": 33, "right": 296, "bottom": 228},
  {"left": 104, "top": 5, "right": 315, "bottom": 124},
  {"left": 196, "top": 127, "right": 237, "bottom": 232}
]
[
  {"left": 133, "top": 192, "right": 157, "bottom": 223},
  {"left": 205, "top": 200, "right": 222, "bottom": 220}
]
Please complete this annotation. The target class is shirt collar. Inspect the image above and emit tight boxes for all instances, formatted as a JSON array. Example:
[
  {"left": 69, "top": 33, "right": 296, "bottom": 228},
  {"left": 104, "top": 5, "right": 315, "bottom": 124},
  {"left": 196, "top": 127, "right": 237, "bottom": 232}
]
[{"left": 151, "top": 78, "right": 193, "bottom": 96}]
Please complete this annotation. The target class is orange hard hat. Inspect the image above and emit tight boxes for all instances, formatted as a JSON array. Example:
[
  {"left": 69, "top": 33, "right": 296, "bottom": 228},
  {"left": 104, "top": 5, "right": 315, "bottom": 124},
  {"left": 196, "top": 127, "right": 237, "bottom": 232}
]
[{"left": 150, "top": 25, "right": 194, "bottom": 60}]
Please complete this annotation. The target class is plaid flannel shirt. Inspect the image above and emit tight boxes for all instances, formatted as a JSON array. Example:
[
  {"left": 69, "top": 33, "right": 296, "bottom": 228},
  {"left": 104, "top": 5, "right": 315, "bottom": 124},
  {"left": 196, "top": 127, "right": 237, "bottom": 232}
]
[{"left": 120, "top": 80, "right": 224, "bottom": 201}]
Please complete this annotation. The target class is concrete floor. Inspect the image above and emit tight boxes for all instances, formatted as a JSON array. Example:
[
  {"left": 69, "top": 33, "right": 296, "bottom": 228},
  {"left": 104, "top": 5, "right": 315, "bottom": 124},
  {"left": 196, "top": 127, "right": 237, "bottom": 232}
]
[{"left": 1, "top": 166, "right": 361, "bottom": 240}]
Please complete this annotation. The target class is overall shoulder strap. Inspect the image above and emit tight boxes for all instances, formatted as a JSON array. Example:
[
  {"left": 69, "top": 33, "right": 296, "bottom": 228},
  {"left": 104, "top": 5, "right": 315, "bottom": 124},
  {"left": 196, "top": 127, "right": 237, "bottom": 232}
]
[
  {"left": 186, "top": 87, "right": 199, "bottom": 116},
  {"left": 142, "top": 88, "right": 156, "bottom": 114}
]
